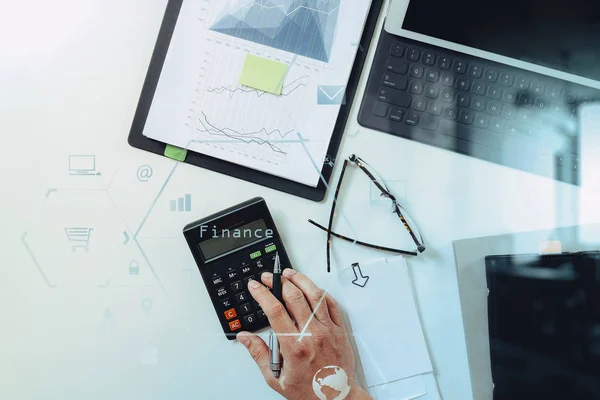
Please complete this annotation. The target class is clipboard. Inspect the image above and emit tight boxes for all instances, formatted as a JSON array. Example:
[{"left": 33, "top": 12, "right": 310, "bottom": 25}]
[{"left": 127, "top": 0, "right": 384, "bottom": 202}]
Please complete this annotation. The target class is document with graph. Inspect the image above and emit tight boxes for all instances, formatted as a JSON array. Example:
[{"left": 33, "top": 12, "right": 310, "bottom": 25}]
[{"left": 143, "top": 0, "right": 373, "bottom": 187}]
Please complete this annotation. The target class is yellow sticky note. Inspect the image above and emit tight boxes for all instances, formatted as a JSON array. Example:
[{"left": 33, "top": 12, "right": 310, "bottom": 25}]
[{"left": 239, "top": 54, "right": 288, "bottom": 95}]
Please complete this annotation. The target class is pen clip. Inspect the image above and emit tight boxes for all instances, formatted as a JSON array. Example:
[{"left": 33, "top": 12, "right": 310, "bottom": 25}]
[{"left": 268, "top": 329, "right": 274, "bottom": 359}]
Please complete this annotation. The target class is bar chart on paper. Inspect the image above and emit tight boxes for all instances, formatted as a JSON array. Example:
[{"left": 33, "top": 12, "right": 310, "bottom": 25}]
[{"left": 210, "top": 0, "right": 341, "bottom": 62}]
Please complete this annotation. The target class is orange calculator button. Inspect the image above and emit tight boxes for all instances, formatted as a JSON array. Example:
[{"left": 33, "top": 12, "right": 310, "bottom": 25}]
[
  {"left": 229, "top": 319, "right": 242, "bottom": 331},
  {"left": 224, "top": 308, "right": 237, "bottom": 320}
]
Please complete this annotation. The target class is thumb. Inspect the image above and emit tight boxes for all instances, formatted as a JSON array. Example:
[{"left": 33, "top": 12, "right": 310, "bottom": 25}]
[{"left": 237, "top": 331, "right": 274, "bottom": 382}]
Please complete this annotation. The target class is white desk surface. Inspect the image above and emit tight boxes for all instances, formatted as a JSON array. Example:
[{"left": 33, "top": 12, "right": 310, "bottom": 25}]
[{"left": 0, "top": 1, "right": 592, "bottom": 399}]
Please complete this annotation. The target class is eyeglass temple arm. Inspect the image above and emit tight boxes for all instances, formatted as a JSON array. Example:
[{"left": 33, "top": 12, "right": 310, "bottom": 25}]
[{"left": 308, "top": 219, "right": 419, "bottom": 257}]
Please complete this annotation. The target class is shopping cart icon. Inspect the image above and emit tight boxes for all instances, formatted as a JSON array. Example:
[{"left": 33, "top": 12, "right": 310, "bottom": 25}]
[{"left": 64, "top": 227, "right": 93, "bottom": 252}]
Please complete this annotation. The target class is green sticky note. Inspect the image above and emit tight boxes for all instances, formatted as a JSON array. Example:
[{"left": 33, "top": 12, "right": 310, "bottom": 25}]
[
  {"left": 239, "top": 55, "right": 288, "bottom": 95},
  {"left": 164, "top": 145, "right": 187, "bottom": 162}
]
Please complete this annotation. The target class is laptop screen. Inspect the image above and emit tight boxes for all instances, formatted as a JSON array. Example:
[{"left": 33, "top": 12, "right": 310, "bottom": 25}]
[{"left": 402, "top": 0, "right": 600, "bottom": 82}]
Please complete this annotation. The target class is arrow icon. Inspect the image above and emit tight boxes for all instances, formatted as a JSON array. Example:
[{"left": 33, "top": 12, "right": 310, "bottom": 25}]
[
  {"left": 123, "top": 231, "right": 130, "bottom": 245},
  {"left": 351, "top": 263, "right": 369, "bottom": 288}
]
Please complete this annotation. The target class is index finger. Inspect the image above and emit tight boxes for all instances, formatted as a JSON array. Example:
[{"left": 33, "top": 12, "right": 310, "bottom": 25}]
[{"left": 247, "top": 279, "right": 299, "bottom": 336}]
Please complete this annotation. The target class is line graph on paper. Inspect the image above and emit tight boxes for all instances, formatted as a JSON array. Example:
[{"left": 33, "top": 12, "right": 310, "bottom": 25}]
[{"left": 207, "top": 75, "right": 309, "bottom": 99}]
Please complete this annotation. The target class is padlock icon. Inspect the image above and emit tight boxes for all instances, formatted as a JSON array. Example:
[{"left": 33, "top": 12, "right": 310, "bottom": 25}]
[{"left": 129, "top": 260, "right": 139, "bottom": 275}]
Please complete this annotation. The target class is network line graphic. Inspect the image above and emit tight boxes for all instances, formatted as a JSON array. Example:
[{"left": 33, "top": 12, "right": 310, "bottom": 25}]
[
  {"left": 196, "top": 111, "right": 293, "bottom": 155},
  {"left": 207, "top": 75, "right": 309, "bottom": 99},
  {"left": 211, "top": 0, "right": 340, "bottom": 62}
]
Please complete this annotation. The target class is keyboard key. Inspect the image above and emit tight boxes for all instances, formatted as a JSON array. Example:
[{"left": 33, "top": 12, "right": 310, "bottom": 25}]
[
  {"left": 440, "top": 72, "right": 454, "bottom": 86},
  {"left": 484, "top": 69, "right": 499, "bottom": 82},
  {"left": 500, "top": 73, "right": 514, "bottom": 86},
  {"left": 454, "top": 60, "right": 467, "bottom": 74},
  {"left": 471, "top": 82, "right": 486, "bottom": 95},
  {"left": 457, "top": 93, "right": 470, "bottom": 107},
  {"left": 228, "top": 319, "right": 242, "bottom": 331},
  {"left": 386, "top": 58, "right": 409, "bottom": 74},
  {"left": 486, "top": 101, "right": 501, "bottom": 115},
  {"left": 515, "top": 77, "right": 530, "bottom": 90},
  {"left": 404, "top": 112, "right": 419, "bottom": 126},
  {"left": 490, "top": 118, "right": 506, "bottom": 133},
  {"left": 517, "top": 92, "right": 533, "bottom": 107},
  {"left": 422, "top": 51, "right": 436, "bottom": 66},
  {"left": 378, "top": 88, "right": 411, "bottom": 107},
  {"left": 440, "top": 88, "right": 455, "bottom": 102},
  {"left": 502, "top": 105, "right": 517, "bottom": 120},
  {"left": 390, "top": 43, "right": 405, "bottom": 57},
  {"left": 412, "top": 97, "right": 427, "bottom": 112},
  {"left": 518, "top": 110, "right": 534, "bottom": 124},
  {"left": 240, "top": 303, "right": 252, "bottom": 314},
  {"left": 563, "top": 91, "right": 577, "bottom": 104},
  {"left": 425, "top": 70, "right": 440, "bottom": 82},
  {"left": 409, "top": 65, "right": 424, "bottom": 78},
  {"left": 443, "top": 106, "right": 458, "bottom": 120},
  {"left": 243, "top": 314, "right": 256, "bottom": 325},
  {"left": 487, "top": 85, "right": 501, "bottom": 99},
  {"left": 531, "top": 82, "right": 545, "bottom": 95},
  {"left": 471, "top": 97, "right": 486, "bottom": 111},
  {"left": 459, "top": 110, "right": 474, "bottom": 125},
  {"left": 474, "top": 113, "right": 490, "bottom": 129},
  {"left": 420, "top": 114, "right": 439, "bottom": 131},
  {"left": 534, "top": 97, "right": 549, "bottom": 110},
  {"left": 456, "top": 77, "right": 471, "bottom": 91},
  {"left": 389, "top": 108, "right": 404, "bottom": 122},
  {"left": 547, "top": 85, "right": 561, "bottom": 99},
  {"left": 230, "top": 280, "right": 243, "bottom": 292},
  {"left": 382, "top": 72, "right": 408, "bottom": 90},
  {"left": 428, "top": 102, "right": 443, "bottom": 115},
  {"left": 468, "top": 64, "right": 483, "bottom": 78},
  {"left": 425, "top": 85, "right": 439, "bottom": 99},
  {"left": 235, "top": 292, "right": 249, "bottom": 303},
  {"left": 224, "top": 308, "right": 237, "bottom": 320},
  {"left": 502, "top": 90, "right": 516, "bottom": 103},
  {"left": 409, "top": 81, "right": 424, "bottom": 95},
  {"left": 438, "top": 56, "right": 452, "bottom": 70},
  {"left": 372, "top": 102, "right": 388, "bottom": 117},
  {"left": 407, "top": 48, "right": 421, "bottom": 61}
]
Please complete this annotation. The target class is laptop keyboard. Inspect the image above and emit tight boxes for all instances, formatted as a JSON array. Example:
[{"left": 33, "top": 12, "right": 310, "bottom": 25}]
[{"left": 359, "top": 29, "right": 600, "bottom": 185}]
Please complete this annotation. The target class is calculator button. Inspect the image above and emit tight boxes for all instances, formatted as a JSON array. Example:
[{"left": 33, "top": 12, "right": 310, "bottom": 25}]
[
  {"left": 236, "top": 292, "right": 249, "bottom": 303},
  {"left": 243, "top": 314, "right": 256, "bottom": 325},
  {"left": 228, "top": 319, "right": 242, "bottom": 331},
  {"left": 252, "top": 300, "right": 262, "bottom": 309},
  {"left": 257, "top": 310, "right": 267, "bottom": 320},
  {"left": 240, "top": 303, "right": 252, "bottom": 314},
  {"left": 255, "top": 259, "right": 266, "bottom": 269},
  {"left": 250, "top": 250, "right": 262, "bottom": 260},
  {"left": 243, "top": 276, "right": 256, "bottom": 286},
  {"left": 231, "top": 280, "right": 243, "bottom": 292},
  {"left": 224, "top": 308, "right": 237, "bottom": 320},
  {"left": 227, "top": 270, "right": 238, "bottom": 280},
  {"left": 221, "top": 298, "right": 232, "bottom": 308},
  {"left": 241, "top": 266, "right": 252, "bottom": 275},
  {"left": 216, "top": 287, "right": 228, "bottom": 298},
  {"left": 265, "top": 244, "right": 277, "bottom": 254}
]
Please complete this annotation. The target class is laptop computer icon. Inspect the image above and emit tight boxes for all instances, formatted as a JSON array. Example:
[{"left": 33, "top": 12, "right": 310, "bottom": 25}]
[{"left": 69, "top": 155, "right": 101, "bottom": 176}]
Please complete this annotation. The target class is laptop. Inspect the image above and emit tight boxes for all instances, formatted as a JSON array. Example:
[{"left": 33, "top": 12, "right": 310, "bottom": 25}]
[{"left": 358, "top": 0, "right": 600, "bottom": 186}]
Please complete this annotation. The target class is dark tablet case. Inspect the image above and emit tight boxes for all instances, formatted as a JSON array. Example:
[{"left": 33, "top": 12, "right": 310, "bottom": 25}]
[{"left": 127, "top": 0, "right": 384, "bottom": 202}]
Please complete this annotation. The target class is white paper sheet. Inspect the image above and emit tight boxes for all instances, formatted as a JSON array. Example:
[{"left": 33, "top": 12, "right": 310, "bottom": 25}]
[
  {"left": 338, "top": 256, "right": 433, "bottom": 388},
  {"left": 143, "top": 0, "right": 373, "bottom": 187}
]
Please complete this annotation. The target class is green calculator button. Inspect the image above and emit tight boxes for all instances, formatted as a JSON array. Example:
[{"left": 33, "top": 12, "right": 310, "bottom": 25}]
[
  {"left": 250, "top": 250, "right": 262, "bottom": 260},
  {"left": 265, "top": 244, "right": 277, "bottom": 254}
]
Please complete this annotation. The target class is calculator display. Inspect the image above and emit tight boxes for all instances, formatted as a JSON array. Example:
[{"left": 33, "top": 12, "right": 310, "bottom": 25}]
[{"left": 199, "top": 219, "right": 273, "bottom": 260}]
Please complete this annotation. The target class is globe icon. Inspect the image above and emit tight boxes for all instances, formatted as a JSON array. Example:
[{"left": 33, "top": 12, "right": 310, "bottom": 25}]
[{"left": 312, "top": 366, "right": 351, "bottom": 400}]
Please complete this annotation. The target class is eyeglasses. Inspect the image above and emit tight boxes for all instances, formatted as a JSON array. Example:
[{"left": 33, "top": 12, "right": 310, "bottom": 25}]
[{"left": 309, "top": 154, "right": 425, "bottom": 272}]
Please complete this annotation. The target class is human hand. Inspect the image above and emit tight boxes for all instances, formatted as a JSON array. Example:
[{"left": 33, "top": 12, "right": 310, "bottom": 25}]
[{"left": 237, "top": 268, "right": 372, "bottom": 400}]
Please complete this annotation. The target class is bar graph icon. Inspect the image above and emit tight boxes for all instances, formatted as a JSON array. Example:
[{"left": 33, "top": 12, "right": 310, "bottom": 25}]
[{"left": 170, "top": 194, "right": 192, "bottom": 212}]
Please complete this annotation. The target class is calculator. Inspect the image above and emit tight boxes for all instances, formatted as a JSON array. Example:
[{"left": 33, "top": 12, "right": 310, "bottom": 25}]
[{"left": 183, "top": 197, "right": 293, "bottom": 340}]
